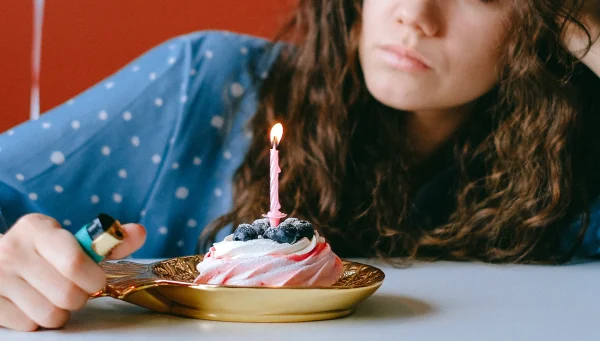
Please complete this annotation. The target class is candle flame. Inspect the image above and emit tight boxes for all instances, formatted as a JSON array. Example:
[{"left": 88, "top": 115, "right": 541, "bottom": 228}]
[{"left": 270, "top": 123, "right": 283, "bottom": 147}]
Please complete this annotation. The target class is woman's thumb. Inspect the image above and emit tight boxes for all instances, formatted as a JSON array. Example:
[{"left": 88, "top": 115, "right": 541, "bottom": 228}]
[{"left": 106, "top": 223, "right": 147, "bottom": 260}]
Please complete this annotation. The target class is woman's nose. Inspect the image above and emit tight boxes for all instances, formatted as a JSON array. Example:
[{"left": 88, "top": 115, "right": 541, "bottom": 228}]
[{"left": 393, "top": 1, "right": 441, "bottom": 37}]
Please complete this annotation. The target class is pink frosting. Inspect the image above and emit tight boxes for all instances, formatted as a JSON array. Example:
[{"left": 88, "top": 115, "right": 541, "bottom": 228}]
[{"left": 194, "top": 235, "right": 344, "bottom": 287}]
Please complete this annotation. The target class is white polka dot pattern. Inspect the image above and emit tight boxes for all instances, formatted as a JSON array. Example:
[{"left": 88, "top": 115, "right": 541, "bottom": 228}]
[
  {"left": 231, "top": 83, "right": 244, "bottom": 97},
  {"left": 211, "top": 116, "right": 224, "bottom": 129},
  {"left": 50, "top": 151, "right": 65, "bottom": 165},
  {"left": 0, "top": 31, "right": 286, "bottom": 258},
  {"left": 131, "top": 136, "right": 141, "bottom": 147},
  {"left": 175, "top": 187, "right": 189, "bottom": 199}
]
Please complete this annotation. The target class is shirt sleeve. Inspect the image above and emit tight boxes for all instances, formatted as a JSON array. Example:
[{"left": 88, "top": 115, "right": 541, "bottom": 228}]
[{"left": 0, "top": 31, "right": 228, "bottom": 232}]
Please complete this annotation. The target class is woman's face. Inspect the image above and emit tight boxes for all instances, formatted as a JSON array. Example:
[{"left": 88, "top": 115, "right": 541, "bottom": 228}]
[{"left": 359, "top": 0, "right": 514, "bottom": 112}]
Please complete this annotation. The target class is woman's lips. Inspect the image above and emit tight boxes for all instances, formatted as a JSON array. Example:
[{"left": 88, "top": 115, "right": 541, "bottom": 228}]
[{"left": 377, "top": 45, "right": 431, "bottom": 72}]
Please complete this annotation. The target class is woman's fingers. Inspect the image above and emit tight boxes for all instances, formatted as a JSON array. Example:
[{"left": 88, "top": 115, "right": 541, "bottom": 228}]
[
  {"left": 34, "top": 226, "right": 106, "bottom": 294},
  {"left": 1, "top": 276, "right": 70, "bottom": 329},
  {"left": 0, "top": 296, "right": 38, "bottom": 332},
  {"left": 18, "top": 251, "right": 89, "bottom": 311},
  {"left": 106, "top": 223, "right": 147, "bottom": 260},
  {"left": 0, "top": 214, "right": 146, "bottom": 332}
]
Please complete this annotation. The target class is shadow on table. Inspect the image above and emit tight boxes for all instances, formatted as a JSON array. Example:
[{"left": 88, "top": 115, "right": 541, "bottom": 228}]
[
  {"left": 350, "top": 294, "right": 434, "bottom": 321},
  {"left": 55, "top": 294, "right": 433, "bottom": 333},
  {"left": 57, "top": 300, "right": 185, "bottom": 334}
]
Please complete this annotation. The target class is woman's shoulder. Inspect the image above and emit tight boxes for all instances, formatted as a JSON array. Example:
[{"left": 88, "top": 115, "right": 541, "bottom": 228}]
[
  {"left": 183, "top": 30, "right": 275, "bottom": 51},
  {"left": 168, "top": 30, "right": 281, "bottom": 74},
  {"left": 157, "top": 30, "right": 284, "bottom": 111}
]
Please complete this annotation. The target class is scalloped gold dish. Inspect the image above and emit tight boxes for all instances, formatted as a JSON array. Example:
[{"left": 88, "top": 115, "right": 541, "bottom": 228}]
[{"left": 92, "top": 255, "right": 385, "bottom": 322}]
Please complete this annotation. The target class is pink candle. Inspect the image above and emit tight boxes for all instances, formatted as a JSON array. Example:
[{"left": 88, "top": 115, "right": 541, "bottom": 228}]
[{"left": 263, "top": 123, "right": 286, "bottom": 227}]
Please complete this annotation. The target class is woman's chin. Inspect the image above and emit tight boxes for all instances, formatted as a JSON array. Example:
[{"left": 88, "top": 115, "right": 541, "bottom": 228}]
[{"left": 365, "top": 83, "right": 435, "bottom": 112}]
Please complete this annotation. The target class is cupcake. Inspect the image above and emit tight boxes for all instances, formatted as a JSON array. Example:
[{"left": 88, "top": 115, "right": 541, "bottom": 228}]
[{"left": 194, "top": 218, "right": 344, "bottom": 287}]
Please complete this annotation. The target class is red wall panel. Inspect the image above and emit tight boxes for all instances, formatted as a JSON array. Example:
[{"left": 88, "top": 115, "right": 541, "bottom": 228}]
[
  {"left": 0, "top": 0, "right": 33, "bottom": 132},
  {"left": 0, "top": 0, "right": 291, "bottom": 132}
]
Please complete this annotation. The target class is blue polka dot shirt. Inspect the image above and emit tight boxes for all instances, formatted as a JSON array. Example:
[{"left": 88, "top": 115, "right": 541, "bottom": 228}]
[
  {"left": 0, "top": 31, "right": 283, "bottom": 258},
  {"left": 0, "top": 31, "right": 598, "bottom": 260}
]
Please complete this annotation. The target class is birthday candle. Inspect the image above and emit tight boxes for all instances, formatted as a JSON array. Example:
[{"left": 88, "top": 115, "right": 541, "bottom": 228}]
[{"left": 264, "top": 123, "right": 286, "bottom": 227}]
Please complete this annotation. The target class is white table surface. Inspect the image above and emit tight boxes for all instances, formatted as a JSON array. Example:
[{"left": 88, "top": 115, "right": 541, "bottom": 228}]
[{"left": 1, "top": 259, "right": 599, "bottom": 341}]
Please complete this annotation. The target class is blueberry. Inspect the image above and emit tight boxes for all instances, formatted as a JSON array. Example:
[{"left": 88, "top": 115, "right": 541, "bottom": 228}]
[
  {"left": 263, "top": 218, "right": 315, "bottom": 244},
  {"left": 288, "top": 219, "right": 314, "bottom": 240},
  {"left": 251, "top": 218, "right": 270, "bottom": 235},
  {"left": 232, "top": 223, "right": 259, "bottom": 241}
]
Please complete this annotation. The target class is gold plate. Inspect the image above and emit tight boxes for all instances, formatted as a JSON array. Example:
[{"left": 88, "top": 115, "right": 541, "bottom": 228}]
[{"left": 93, "top": 255, "right": 385, "bottom": 322}]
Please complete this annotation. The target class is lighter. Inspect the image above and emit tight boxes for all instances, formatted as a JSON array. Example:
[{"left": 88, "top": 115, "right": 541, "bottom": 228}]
[{"left": 74, "top": 213, "right": 125, "bottom": 263}]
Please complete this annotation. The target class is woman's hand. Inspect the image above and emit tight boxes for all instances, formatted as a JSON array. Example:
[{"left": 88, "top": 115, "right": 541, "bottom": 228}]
[
  {"left": 562, "top": 1, "right": 600, "bottom": 75},
  {"left": 0, "top": 214, "right": 146, "bottom": 332}
]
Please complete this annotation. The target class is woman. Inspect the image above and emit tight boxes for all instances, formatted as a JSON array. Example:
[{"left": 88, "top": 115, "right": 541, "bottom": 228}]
[{"left": 0, "top": 0, "right": 598, "bottom": 332}]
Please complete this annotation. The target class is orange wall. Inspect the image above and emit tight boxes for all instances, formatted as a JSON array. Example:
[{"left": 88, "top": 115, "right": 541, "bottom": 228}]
[{"left": 0, "top": 0, "right": 291, "bottom": 132}]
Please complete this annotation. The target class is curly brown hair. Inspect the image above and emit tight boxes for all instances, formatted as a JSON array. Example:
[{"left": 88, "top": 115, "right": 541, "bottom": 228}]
[{"left": 200, "top": 0, "right": 600, "bottom": 263}]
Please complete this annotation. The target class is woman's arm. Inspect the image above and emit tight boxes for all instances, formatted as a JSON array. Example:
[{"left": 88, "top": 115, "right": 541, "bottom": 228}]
[
  {"left": 0, "top": 31, "right": 283, "bottom": 257},
  {"left": 0, "top": 34, "right": 197, "bottom": 231}
]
